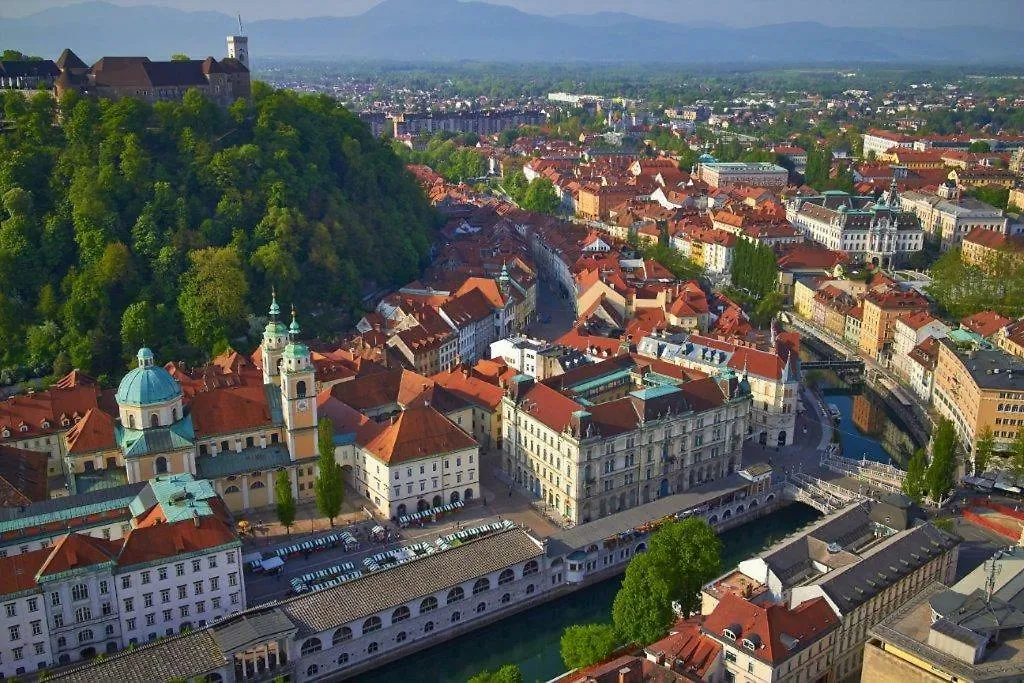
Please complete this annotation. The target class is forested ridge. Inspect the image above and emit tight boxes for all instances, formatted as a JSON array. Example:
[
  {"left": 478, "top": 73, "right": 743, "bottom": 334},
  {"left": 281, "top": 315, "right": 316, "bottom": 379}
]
[{"left": 0, "top": 83, "right": 438, "bottom": 385}]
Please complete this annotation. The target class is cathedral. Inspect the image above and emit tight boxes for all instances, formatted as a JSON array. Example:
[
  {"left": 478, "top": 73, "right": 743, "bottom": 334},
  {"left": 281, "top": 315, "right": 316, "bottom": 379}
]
[{"left": 113, "top": 293, "right": 320, "bottom": 512}]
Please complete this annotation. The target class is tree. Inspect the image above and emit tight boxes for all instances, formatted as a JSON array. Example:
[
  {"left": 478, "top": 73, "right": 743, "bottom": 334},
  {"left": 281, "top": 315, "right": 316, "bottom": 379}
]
[
  {"left": 520, "top": 177, "right": 560, "bottom": 214},
  {"left": 561, "top": 623, "right": 619, "bottom": 669},
  {"left": 177, "top": 246, "right": 249, "bottom": 354},
  {"left": 903, "top": 449, "right": 928, "bottom": 504},
  {"left": 170, "top": 53, "right": 191, "bottom": 62},
  {"left": 467, "top": 664, "right": 523, "bottom": 683},
  {"left": 644, "top": 518, "right": 722, "bottom": 617},
  {"left": 612, "top": 553, "right": 675, "bottom": 645},
  {"left": 974, "top": 426, "right": 995, "bottom": 476},
  {"left": 314, "top": 417, "right": 343, "bottom": 526},
  {"left": 926, "top": 419, "right": 958, "bottom": 502},
  {"left": 274, "top": 469, "right": 296, "bottom": 535},
  {"left": 968, "top": 140, "right": 992, "bottom": 153},
  {"left": 1012, "top": 429, "right": 1024, "bottom": 481}
]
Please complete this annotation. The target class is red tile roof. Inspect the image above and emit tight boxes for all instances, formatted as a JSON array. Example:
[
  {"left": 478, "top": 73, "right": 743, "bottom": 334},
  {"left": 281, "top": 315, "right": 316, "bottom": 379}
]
[
  {"left": 430, "top": 369, "right": 504, "bottom": 410},
  {"left": 37, "top": 533, "right": 122, "bottom": 577},
  {"left": 363, "top": 405, "right": 477, "bottom": 464},
  {"left": 964, "top": 227, "right": 1024, "bottom": 251},
  {"left": 64, "top": 408, "right": 117, "bottom": 455},
  {"left": 188, "top": 385, "right": 274, "bottom": 438},
  {"left": 0, "top": 547, "right": 50, "bottom": 595},
  {"left": 0, "top": 445, "right": 49, "bottom": 506},
  {"left": 703, "top": 593, "right": 839, "bottom": 665},
  {"left": 328, "top": 368, "right": 434, "bottom": 412},
  {"left": 897, "top": 311, "right": 939, "bottom": 331},
  {"left": 117, "top": 515, "right": 236, "bottom": 567},
  {"left": 647, "top": 617, "right": 721, "bottom": 679},
  {"left": 961, "top": 310, "right": 1012, "bottom": 337}
]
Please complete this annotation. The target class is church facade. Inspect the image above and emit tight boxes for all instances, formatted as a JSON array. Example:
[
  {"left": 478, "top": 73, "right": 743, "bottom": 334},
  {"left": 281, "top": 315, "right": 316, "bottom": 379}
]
[{"left": 113, "top": 295, "right": 320, "bottom": 513}]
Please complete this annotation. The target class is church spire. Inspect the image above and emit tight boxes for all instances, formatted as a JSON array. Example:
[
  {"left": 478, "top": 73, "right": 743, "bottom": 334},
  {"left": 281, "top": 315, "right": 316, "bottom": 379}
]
[
  {"left": 269, "top": 287, "right": 280, "bottom": 319},
  {"left": 288, "top": 305, "right": 301, "bottom": 340}
]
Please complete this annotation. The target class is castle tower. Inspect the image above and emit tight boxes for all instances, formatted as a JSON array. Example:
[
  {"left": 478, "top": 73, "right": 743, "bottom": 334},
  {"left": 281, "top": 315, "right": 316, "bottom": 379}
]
[
  {"left": 281, "top": 306, "right": 317, "bottom": 459},
  {"left": 261, "top": 289, "right": 288, "bottom": 385},
  {"left": 227, "top": 15, "right": 249, "bottom": 69}
]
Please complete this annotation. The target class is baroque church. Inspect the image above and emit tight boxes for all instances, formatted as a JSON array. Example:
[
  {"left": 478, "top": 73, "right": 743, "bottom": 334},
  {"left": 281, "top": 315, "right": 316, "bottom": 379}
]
[{"left": 113, "top": 293, "right": 320, "bottom": 512}]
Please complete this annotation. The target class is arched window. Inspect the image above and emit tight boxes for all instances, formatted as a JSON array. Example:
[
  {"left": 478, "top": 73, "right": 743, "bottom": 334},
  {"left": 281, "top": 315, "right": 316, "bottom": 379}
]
[
  {"left": 472, "top": 578, "right": 490, "bottom": 595},
  {"left": 297, "top": 380, "right": 307, "bottom": 398},
  {"left": 306, "top": 665, "right": 318, "bottom": 677},
  {"left": 424, "top": 621, "right": 434, "bottom": 633},
  {"left": 475, "top": 601, "right": 486, "bottom": 614},
  {"left": 523, "top": 560, "right": 539, "bottom": 576},
  {"left": 106, "top": 624, "right": 115, "bottom": 635},
  {"left": 250, "top": 481, "right": 265, "bottom": 489},
  {"left": 207, "top": 674, "right": 223, "bottom": 683},
  {"left": 396, "top": 631, "right": 407, "bottom": 643},
  {"left": 300, "top": 637, "right": 322, "bottom": 656},
  {"left": 128, "top": 415, "right": 136, "bottom": 429},
  {"left": 333, "top": 626, "right": 352, "bottom": 645},
  {"left": 391, "top": 606, "right": 410, "bottom": 624},
  {"left": 72, "top": 584, "right": 89, "bottom": 601},
  {"left": 337, "top": 653, "right": 349, "bottom": 665},
  {"left": 526, "top": 584, "right": 535, "bottom": 595},
  {"left": 447, "top": 587, "right": 464, "bottom": 604},
  {"left": 362, "top": 616, "right": 382, "bottom": 634},
  {"left": 155, "top": 456, "right": 168, "bottom": 474},
  {"left": 224, "top": 486, "right": 240, "bottom": 494},
  {"left": 367, "top": 642, "right": 379, "bottom": 654},
  {"left": 57, "top": 637, "right": 66, "bottom": 648},
  {"left": 420, "top": 596, "right": 438, "bottom": 614},
  {"left": 501, "top": 593, "right": 511, "bottom": 604},
  {"left": 451, "top": 611, "right": 461, "bottom": 623},
  {"left": 150, "top": 413, "right": 160, "bottom": 428},
  {"left": 498, "top": 569, "right": 514, "bottom": 585},
  {"left": 78, "top": 629, "right": 93, "bottom": 643}
]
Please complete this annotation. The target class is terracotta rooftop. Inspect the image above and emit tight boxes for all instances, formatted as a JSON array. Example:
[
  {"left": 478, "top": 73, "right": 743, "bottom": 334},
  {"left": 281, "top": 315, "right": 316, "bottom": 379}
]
[
  {"left": 961, "top": 310, "right": 1012, "bottom": 337},
  {"left": 37, "top": 532, "right": 122, "bottom": 577},
  {"left": 363, "top": 405, "right": 477, "bottom": 464},
  {"left": 0, "top": 445, "right": 49, "bottom": 507},
  {"left": 64, "top": 407, "right": 117, "bottom": 455}
]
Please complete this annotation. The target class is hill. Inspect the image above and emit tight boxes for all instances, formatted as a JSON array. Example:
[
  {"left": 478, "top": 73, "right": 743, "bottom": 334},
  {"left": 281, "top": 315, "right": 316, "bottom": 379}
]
[
  {"left": 2, "top": 0, "right": 1023, "bottom": 64},
  {"left": 0, "top": 85, "right": 436, "bottom": 384}
]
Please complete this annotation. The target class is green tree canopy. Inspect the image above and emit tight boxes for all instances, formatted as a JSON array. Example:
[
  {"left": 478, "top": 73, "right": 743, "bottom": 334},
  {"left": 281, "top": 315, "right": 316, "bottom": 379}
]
[
  {"left": 520, "top": 177, "right": 561, "bottom": 214},
  {"left": 315, "top": 417, "right": 343, "bottom": 526},
  {"left": 170, "top": 53, "right": 191, "bottom": 62},
  {"left": 467, "top": 664, "right": 524, "bottom": 683},
  {"left": 903, "top": 449, "right": 928, "bottom": 504},
  {"left": 560, "top": 623, "right": 619, "bottom": 670},
  {"left": 974, "top": 426, "right": 995, "bottom": 476},
  {"left": 645, "top": 518, "right": 722, "bottom": 617},
  {"left": 927, "top": 419, "right": 959, "bottom": 502},
  {"left": 612, "top": 552, "right": 675, "bottom": 645},
  {"left": 275, "top": 469, "right": 296, "bottom": 534}
]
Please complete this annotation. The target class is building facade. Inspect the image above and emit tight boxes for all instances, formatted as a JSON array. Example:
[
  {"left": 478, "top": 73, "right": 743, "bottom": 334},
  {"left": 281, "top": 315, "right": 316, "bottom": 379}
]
[{"left": 696, "top": 162, "right": 789, "bottom": 190}]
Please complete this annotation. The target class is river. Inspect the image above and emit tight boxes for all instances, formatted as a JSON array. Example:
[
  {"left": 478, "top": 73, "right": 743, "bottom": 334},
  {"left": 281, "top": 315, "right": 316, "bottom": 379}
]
[{"left": 356, "top": 503, "right": 822, "bottom": 683}]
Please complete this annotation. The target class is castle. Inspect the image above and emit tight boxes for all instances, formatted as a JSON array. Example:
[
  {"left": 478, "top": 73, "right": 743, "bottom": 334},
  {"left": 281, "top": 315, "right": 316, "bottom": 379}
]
[{"left": 0, "top": 31, "right": 250, "bottom": 106}]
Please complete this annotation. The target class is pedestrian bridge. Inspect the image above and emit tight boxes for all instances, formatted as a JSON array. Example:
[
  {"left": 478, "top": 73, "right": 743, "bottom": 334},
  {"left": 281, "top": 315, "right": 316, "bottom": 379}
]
[
  {"left": 820, "top": 452, "right": 905, "bottom": 495},
  {"left": 783, "top": 472, "right": 864, "bottom": 514}
]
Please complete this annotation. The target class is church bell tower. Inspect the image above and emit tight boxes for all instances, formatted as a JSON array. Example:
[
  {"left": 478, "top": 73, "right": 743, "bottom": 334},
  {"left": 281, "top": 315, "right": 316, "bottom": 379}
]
[
  {"left": 281, "top": 307, "right": 317, "bottom": 459},
  {"left": 261, "top": 289, "right": 287, "bottom": 385}
]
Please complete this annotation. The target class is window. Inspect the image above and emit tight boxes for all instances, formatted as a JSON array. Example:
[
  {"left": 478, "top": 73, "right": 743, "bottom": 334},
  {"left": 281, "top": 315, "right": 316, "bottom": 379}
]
[
  {"left": 191, "top": 559, "right": 201, "bottom": 572},
  {"left": 526, "top": 584, "right": 535, "bottom": 595},
  {"left": 300, "top": 637, "right": 322, "bottom": 656},
  {"left": 396, "top": 630, "right": 407, "bottom": 643},
  {"left": 501, "top": 593, "right": 511, "bottom": 604},
  {"left": 392, "top": 606, "right": 410, "bottom": 623},
  {"left": 4, "top": 603, "right": 15, "bottom": 618},
  {"left": 333, "top": 626, "right": 352, "bottom": 645},
  {"left": 124, "top": 598, "right": 134, "bottom": 613},
  {"left": 196, "top": 601, "right": 205, "bottom": 614},
  {"left": 212, "top": 597, "right": 221, "bottom": 609},
  {"left": 141, "top": 571, "right": 151, "bottom": 585},
  {"left": 228, "top": 572, "right": 238, "bottom": 587},
  {"left": 27, "top": 598, "right": 37, "bottom": 613},
  {"left": 447, "top": 587, "right": 465, "bottom": 604},
  {"left": 121, "top": 576, "right": 131, "bottom": 590},
  {"left": 158, "top": 568, "right": 168, "bottom": 581},
  {"left": 53, "top": 615, "right": 64, "bottom": 628},
  {"left": 424, "top": 620, "right": 434, "bottom": 633},
  {"left": 99, "top": 580, "right": 108, "bottom": 595},
  {"left": 179, "top": 605, "right": 190, "bottom": 618},
  {"left": 420, "top": 596, "right": 438, "bottom": 613},
  {"left": 337, "top": 653, "right": 349, "bottom": 665},
  {"left": 367, "top": 641, "right": 379, "bottom": 654},
  {"left": 227, "top": 551, "right": 236, "bottom": 565},
  {"left": 476, "top": 602, "right": 486, "bottom": 614},
  {"left": 72, "top": 584, "right": 89, "bottom": 601},
  {"left": 363, "top": 616, "right": 382, "bottom": 634},
  {"left": 177, "top": 585, "right": 187, "bottom": 600},
  {"left": 306, "top": 665, "right": 319, "bottom": 677},
  {"left": 473, "top": 578, "right": 490, "bottom": 595},
  {"left": 12, "top": 646, "right": 22, "bottom": 661},
  {"left": 498, "top": 569, "right": 514, "bottom": 585},
  {"left": 126, "top": 617, "right": 136, "bottom": 631},
  {"left": 210, "top": 577, "right": 220, "bottom": 591},
  {"left": 102, "top": 602, "right": 112, "bottom": 616},
  {"left": 78, "top": 629, "right": 93, "bottom": 643},
  {"left": 51, "top": 592, "right": 60, "bottom": 607},
  {"left": 30, "top": 621, "right": 41, "bottom": 636},
  {"left": 451, "top": 611, "right": 461, "bottom": 623},
  {"left": 175, "top": 563, "right": 185, "bottom": 576},
  {"left": 209, "top": 556, "right": 218, "bottom": 569},
  {"left": 74, "top": 607, "right": 91, "bottom": 623},
  {"left": 194, "top": 581, "right": 204, "bottom": 595},
  {"left": 146, "top": 614, "right": 155, "bottom": 626},
  {"left": 34, "top": 641, "right": 45, "bottom": 655},
  {"left": 162, "top": 609, "right": 172, "bottom": 622},
  {"left": 9, "top": 625, "right": 20, "bottom": 641},
  {"left": 523, "top": 560, "right": 539, "bottom": 576},
  {"left": 144, "top": 593, "right": 153, "bottom": 608}
]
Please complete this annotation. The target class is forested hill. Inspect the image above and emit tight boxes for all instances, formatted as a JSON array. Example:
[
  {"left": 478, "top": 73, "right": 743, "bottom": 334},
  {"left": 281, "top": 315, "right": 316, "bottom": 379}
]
[{"left": 0, "top": 84, "right": 438, "bottom": 385}]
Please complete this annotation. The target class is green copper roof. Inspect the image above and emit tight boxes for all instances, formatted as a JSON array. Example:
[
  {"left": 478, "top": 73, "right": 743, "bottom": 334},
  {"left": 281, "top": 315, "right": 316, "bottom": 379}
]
[
  {"left": 116, "top": 348, "right": 182, "bottom": 406},
  {"left": 117, "top": 414, "right": 195, "bottom": 458},
  {"left": 129, "top": 473, "right": 220, "bottom": 524},
  {"left": 269, "top": 290, "right": 281, "bottom": 317},
  {"left": 283, "top": 342, "right": 309, "bottom": 359},
  {"left": 195, "top": 444, "right": 292, "bottom": 479}
]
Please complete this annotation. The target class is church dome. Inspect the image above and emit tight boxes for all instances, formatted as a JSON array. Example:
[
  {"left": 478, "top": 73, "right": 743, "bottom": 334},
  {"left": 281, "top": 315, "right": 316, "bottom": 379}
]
[{"left": 116, "top": 348, "right": 182, "bottom": 406}]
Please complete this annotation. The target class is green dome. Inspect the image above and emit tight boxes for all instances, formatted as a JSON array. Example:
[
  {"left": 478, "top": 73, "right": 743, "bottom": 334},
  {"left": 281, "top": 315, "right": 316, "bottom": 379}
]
[
  {"left": 116, "top": 349, "right": 182, "bottom": 406},
  {"left": 283, "top": 342, "right": 309, "bottom": 359},
  {"left": 265, "top": 320, "right": 288, "bottom": 335}
]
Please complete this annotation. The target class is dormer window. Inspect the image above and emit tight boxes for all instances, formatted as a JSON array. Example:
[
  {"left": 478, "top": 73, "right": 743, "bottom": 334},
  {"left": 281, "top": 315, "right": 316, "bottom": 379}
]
[
  {"left": 61, "top": 417, "right": 70, "bottom": 427},
  {"left": 722, "top": 624, "right": 741, "bottom": 641},
  {"left": 741, "top": 634, "right": 762, "bottom": 651},
  {"left": 18, "top": 422, "right": 28, "bottom": 433},
  {"left": 41, "top": 419, "right": 51, "bottom": 429},
  {"left": 1, "top": 428, "right": 9, "bottom": 438}
]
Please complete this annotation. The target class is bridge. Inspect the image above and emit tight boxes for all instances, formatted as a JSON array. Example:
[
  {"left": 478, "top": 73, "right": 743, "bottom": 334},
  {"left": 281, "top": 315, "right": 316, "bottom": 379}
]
[
  {"left": 783, "top": 472, "right": 864, "bottom": 514},
  {"left": 820, "top": 452, "right": 906, "bottom": 495},
  {"left": 801, "top": 359, "right": 865, "bottom": 372}
]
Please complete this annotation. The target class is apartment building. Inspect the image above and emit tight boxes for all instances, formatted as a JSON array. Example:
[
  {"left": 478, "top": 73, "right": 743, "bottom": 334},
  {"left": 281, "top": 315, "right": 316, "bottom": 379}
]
[
  {"left": 891, "top": 312, "right": 949, "bottom": 381},
  {"left": 932, "top": 338, "right": 1024, "bottom": 456},
  {"left": 895, "top": 184, "right": 1008, "bottom": 250},
  {"left": 501, "top": 355, "right": 751, "bottom": 525},
  {"left": 961, "top": 227, "right": 1024, "bottom": 272},
  {"left": 863, "top": 546, "right": 1024, "bottom": 683},
  {"left": 637, "top": 332, "right": 798, "bottom": 448},
  {"left": 705, "top": 501, "right": 959, "bottom": 683},
  {"left": 858, "top": 288, "right": 931, "bottom": 361},
  {"left": 0, "top": 474, "right": 242, "bottom": 679},
  {"left": 862, "top": 129, "right": 918, "bottom": 158}
]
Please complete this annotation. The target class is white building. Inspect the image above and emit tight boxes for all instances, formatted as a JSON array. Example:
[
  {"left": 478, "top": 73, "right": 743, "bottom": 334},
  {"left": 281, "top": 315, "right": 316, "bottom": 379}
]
[
  {"left": 891, "top": 312, "right": 949, "bottom": 380},
  {"left": 862, "top": 129, "right": 917, "bottom": 158},
  {"left": 788, "top": 184, "right": 925, "bottom": 268},
  {"left": 489, "top": 336, "right": 550, "bottom": 377},
  {"left": 696, "top": 162, "right": 789, "bottom": 190},
  {"left": 894, "top": 183, "right": 1008, "bottom": 250},
  {"left": 0, "top": 474, "right": 242, "bottom": 679}
]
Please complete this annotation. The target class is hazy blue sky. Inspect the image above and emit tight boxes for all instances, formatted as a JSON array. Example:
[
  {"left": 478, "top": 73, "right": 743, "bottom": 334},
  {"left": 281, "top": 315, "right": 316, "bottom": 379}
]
[{"left": 2, "top": 0, "right": 1019, "bottom": 28}]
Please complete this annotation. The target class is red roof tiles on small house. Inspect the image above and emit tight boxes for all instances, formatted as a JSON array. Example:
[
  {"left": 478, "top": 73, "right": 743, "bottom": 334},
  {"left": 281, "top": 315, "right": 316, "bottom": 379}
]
[
  {"left": 961, "top": 310, "right": 1012, "bottom": 338},
  {"left": 363, "top": 405, "right": 477, "bottom": 465},
  {"left": 64, "top": 408, "right": 117, "bottom": 455},
  {"left": 37, "top": 533, "right": 122, "bottom": 577}
]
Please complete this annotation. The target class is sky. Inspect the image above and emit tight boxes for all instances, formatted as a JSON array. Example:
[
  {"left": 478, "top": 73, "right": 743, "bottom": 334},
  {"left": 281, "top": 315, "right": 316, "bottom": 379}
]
[{"left": 0, "top": 0, "right": 1019, "bottom": 28}]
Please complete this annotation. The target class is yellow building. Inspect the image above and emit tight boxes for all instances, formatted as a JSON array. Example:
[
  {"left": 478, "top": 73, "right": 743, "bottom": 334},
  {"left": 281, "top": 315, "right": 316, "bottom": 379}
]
[
  {"left": 933, "top": 338, "right": 1024, "bottom": 457},
  {"left": 961, "top": 227, "right": 1024, "bottom": 273},
  {"left": 858, "top": 289, "right": 931, "bottom": 359}
]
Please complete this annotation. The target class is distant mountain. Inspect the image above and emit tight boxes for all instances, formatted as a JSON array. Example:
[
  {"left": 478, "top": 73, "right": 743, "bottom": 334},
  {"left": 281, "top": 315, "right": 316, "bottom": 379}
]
[{"left": 2, "top": 0, "right": 1023, "bottom": 64}]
